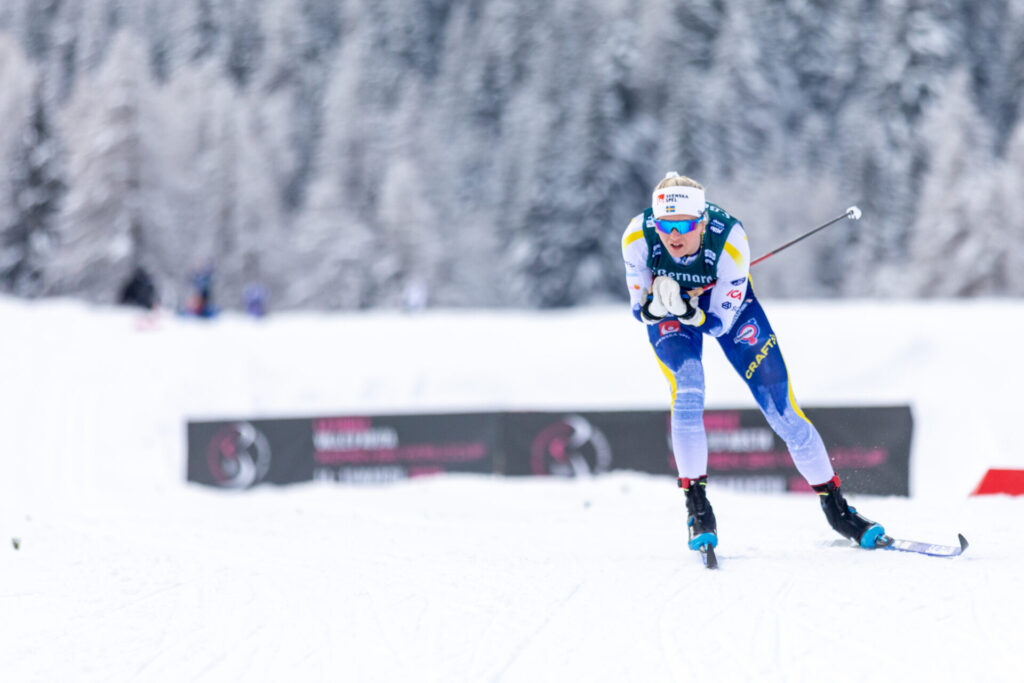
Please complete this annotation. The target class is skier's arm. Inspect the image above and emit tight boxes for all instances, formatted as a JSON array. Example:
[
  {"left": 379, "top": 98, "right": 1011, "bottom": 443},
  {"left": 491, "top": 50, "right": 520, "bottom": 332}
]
[
  {"left": 697, "top": 223, "right": 751, "bottom": 337},
  {"left": 622, "top": 215, "right": 654, "bottom": 322}
]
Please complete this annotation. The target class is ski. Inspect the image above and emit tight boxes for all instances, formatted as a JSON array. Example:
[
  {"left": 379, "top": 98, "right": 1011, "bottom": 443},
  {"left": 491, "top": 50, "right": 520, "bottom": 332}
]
[{"left": 877, "top": 533, "right": 969, "bottom": 558}]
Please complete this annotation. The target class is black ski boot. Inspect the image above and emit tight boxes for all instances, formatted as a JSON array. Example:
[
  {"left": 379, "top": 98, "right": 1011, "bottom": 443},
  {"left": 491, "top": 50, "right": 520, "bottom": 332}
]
[
  {"left": 680, "top": 476, "right": 717, "bottom": 550},
  {"left": 812, "top": 475, "right": 887, "bottom": 548}
]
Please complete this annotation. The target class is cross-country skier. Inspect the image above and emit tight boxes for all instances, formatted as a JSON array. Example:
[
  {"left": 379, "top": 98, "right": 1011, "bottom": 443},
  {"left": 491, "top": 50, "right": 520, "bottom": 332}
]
[{"left": 621, "top": 172, "right": 887, "bottom": 554}]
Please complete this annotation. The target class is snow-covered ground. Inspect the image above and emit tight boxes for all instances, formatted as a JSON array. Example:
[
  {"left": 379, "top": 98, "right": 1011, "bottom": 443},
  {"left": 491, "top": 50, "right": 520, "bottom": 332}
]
[{"left": 1, "top": 296, "right": 1022, "bottom": 682}]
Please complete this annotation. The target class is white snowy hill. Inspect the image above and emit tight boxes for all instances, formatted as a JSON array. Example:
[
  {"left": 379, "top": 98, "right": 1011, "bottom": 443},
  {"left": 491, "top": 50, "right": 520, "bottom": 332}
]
[{"left": 1, "top": 296, "right": 1021, "bottom": 681}]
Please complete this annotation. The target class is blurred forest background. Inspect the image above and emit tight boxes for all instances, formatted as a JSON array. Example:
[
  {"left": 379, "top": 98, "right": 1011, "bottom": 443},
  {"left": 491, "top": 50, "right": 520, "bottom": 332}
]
[{"left": 1, "top": 0, "right": 1023, "bottom": 311}]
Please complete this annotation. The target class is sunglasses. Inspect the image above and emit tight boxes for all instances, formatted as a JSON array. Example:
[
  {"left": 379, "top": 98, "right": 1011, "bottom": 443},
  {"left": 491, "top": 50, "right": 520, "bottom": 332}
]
[{"left": 654, "top": 211, "right": 707, "bottom": 235}]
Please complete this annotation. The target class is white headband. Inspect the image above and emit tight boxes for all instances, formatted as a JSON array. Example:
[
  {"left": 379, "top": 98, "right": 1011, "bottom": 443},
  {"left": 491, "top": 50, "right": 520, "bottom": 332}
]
[{"left": 652, "top": 185, "right": 706, "bottom": 219}]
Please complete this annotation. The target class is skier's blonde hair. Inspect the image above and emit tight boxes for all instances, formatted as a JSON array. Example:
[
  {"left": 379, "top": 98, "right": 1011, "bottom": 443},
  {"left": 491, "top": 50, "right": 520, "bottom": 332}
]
[{"left": 654, "top": 172, "right": 704, "bottom": 193}]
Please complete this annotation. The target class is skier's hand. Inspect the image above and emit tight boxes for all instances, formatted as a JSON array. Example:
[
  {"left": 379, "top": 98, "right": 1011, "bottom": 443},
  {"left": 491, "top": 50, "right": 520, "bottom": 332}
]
[
  {"left": 639, "top": 288, "right": 665, "bottom": 324},
  {"left": 677, "top": 295, "right": 705, "bottom": 327},
  {"left": 652, "top": 276, "right": 689, "bottom": 317}
]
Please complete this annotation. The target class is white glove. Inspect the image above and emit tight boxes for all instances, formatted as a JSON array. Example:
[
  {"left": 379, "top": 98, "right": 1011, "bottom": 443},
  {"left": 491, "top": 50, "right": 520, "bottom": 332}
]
[
  {"left": 639, "top": 288, "right": 665, "bottom": 324},
  {"left": 646, "top": 285, "right": 668, "bottom": 317},
  {"left": 652, "top": 276, "right": 689, "bottom": 317},
  {"left": 677, "top": 298, "right": 705, "bottom": 326}
]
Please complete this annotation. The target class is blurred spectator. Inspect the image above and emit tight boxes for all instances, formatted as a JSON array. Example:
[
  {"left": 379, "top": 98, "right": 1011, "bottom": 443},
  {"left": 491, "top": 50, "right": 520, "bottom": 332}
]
[
  {"left": 118, "top": 267, "right": 158, "bottom": 310},
  {"left": 185, "top": 264, "right": 219, "bottom": 318},
  {"left": 243, "top": 281, "right": 268, "bottom": 318},
  {"left": 402, "top": 279, "right": 429, "bottom": 312}
]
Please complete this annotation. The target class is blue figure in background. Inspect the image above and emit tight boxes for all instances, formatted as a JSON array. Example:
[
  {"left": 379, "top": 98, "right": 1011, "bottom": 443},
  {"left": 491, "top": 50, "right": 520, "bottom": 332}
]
[
  {"left": 186, "top": 264, "right": 219, "bottom": 318},
  {"left": 243, "top": 281, "right": 268, "bottom": 318}
]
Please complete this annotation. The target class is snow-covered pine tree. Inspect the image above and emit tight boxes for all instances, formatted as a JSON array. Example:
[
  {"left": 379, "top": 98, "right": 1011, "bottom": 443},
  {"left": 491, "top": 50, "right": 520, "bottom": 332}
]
[
  {"left": 1000, "top": 121, "right": 1024, "bottom": 294},
  {"left": 2, "top": 84, "right": 66, "bottom": 297},
  {"left": 0, "top": 36, "right": 40, "bottom": 295},
  {"left": 700, "top": 1, "right": 778, "bottom": 181},
  {"left": 908, "top": 70, "right": 998, "bottom": 296},
  {"left": 47, "top": 31, "right": 151, "bottom": 301}
]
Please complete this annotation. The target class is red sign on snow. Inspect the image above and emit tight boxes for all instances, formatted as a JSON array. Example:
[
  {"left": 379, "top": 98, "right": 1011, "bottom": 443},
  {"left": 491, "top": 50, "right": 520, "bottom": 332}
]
[{"left": 971, "top": 468, "right": 1024, "bottom": 496}]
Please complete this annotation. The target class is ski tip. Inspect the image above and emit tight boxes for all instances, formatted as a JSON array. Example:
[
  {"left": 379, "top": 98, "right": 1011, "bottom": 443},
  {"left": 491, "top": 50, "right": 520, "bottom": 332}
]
[{"left": 957, "top": 533, "right": 969, "bottom": 552}]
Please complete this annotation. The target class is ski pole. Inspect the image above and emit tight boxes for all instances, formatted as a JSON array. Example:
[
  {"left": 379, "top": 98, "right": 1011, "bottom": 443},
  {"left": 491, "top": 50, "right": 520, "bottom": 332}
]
[{"left": 704, "top": 206, "right": 862, "bottom": 290}]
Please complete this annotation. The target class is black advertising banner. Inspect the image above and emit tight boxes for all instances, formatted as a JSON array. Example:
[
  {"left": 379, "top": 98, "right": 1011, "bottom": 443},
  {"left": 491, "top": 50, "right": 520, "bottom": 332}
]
[
  {"left": 187, "top": 413, "right": 500, "bottom": 488},
  {"left": 501, "top": 412, "right": 672, "bottom": 477},
  {"left": 500, "top": 406, "right": 912, "bottom": 496},
  {"left": 187, "top": 406, "right": 911, "bottom": 495},
  {"left": 700, "top": 406, "right": 912, "bottom": 495},
  {"left": 188, "top": 419, "right": 313, "bottom": 488},
  {"left": 803, "top": 406, "right": 912, "bottom": 495}
]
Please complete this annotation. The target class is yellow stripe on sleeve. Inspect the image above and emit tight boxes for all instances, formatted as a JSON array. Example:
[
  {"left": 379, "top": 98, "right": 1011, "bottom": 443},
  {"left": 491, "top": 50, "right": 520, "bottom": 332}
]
[
  {"left": 622, "top": 230, "right": 644, "bottom": 250},
  {"left": 723, "top": 241, "right": 745, "bottom": 268}
]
